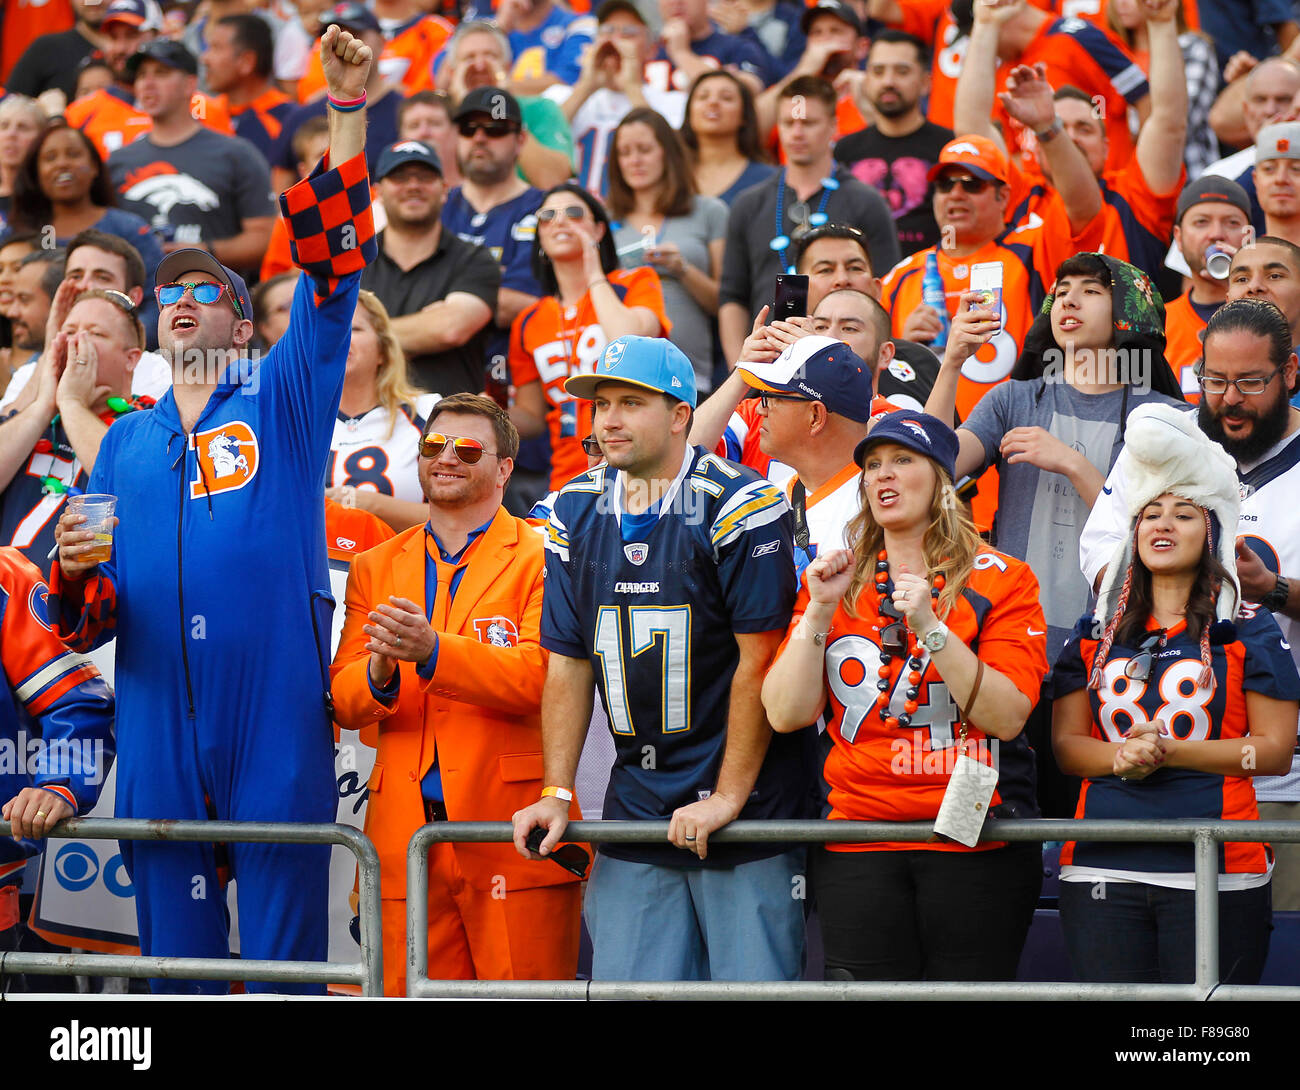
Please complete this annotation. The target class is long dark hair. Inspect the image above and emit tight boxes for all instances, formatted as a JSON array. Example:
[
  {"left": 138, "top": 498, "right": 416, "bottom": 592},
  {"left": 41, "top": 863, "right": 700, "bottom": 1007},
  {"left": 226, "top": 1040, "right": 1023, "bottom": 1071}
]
[
  {"left": 1113, "top": 506, "right": 1230, "bottom": 649},
  {"left": 606, "top": 107, "right": 696, "bottom": 220},
  {"left": 10, "top": 121, "right": 116, "bottom": 232},
  {"left": 530, "top": 182, "right": 620, "bottom": 297},
  {"left": 679, "top": 69, "right": 769, "bottom": 165}
]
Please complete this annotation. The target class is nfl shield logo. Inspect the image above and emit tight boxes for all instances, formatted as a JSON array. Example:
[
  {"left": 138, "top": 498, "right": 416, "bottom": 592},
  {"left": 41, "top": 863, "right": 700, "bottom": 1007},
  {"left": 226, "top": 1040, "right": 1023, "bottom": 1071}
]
[{"left": 624, "top": 542, "right": 649, "bottom": 565}]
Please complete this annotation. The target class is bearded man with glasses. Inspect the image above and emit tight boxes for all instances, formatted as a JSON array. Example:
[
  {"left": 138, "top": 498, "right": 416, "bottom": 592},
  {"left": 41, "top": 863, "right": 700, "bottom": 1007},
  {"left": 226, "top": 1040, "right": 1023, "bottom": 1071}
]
[{"left": 332, "top": 392, "right": 584, "bottom": 994}]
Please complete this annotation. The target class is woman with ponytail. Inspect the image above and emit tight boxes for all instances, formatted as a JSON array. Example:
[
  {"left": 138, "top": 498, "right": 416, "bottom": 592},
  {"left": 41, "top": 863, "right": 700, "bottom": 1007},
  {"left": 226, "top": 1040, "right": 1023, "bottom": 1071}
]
[{"left": 1051, "top": 402, "right": 1300, "bottom": 984}]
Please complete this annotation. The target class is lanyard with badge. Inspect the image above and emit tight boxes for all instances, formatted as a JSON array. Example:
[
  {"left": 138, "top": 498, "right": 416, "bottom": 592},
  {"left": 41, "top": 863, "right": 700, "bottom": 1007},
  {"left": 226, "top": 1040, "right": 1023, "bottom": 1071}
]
[
  {"left": 771, "top": 169, "right": 838, "bottom": 273},
  {"left": 931, "top": 658, "right": 999, "bottom": 846}
]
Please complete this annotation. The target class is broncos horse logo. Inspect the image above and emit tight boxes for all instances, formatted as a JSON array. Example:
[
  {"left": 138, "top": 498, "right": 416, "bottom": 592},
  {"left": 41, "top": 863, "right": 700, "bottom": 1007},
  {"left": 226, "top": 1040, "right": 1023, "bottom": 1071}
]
[{"left": 190, "top": 421, "right": 260, "bottom": 498}]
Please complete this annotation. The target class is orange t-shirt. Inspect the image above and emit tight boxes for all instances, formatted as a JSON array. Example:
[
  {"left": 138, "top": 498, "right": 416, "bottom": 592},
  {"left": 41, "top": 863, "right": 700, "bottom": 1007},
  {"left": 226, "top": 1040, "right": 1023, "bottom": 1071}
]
[
  {"left": 65, "top": 88, "right": 234, "bottom": 160},
  {"left": 2, "top": 0, "right": 74, "bottom": 85},
  {"left": 510, "top": 266, "right": 671, "bottom": 491},
  {"left": 895, "top": 1, "right": 1144, "bottom": 173},
  {"left": 325, "top": 497, "right": 397, "bottom": 562},
  {"left": 880, "top": 233, "right": 1044, "bottom": 530},
  {"left": 1164, "top": 291, "right": 1211, "bottom": 404},
  {"left": 297, "top": 13, "right": 454, "bottom": 101}
]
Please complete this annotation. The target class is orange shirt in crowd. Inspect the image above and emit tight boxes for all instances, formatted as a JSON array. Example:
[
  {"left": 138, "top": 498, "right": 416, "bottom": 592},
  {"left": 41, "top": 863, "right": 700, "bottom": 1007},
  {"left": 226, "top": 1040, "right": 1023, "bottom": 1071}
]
[
  {"left": 66, "top": 88, "right": 233, "bottom": 160},
  {"left": 1163, "top": 291, "right": 1211, "bottom": 403},
  {"left": 880, "top": 228, "right": 1045, "bottom": 531},
  {"left": 894, "top": 0, "right": 1145, "bottom": 173},
  {"left": 1010, "top": 157, "right": 1183, "bottom": 286},
  {"left": 510, "top": 266, "right": 670, "bottom": 491},
  {"left": 325, "top": 497, "right": 396, "bottom": 562},
  {"left": 296, "top": 13, "right": 454, "bottom": 102},
  {"left": 2, "top": 0, "right": 74, "bottom": 85}
]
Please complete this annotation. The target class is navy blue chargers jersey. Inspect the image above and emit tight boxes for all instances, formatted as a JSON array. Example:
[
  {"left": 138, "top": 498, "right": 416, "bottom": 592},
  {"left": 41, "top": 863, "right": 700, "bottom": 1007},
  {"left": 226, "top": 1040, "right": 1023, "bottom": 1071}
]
[
  {"left": 542, "top": 446, "right": 804, "bottom": 866},
  {"left": 1051, "top": 608, "right": 1300, "bottom": 876}
]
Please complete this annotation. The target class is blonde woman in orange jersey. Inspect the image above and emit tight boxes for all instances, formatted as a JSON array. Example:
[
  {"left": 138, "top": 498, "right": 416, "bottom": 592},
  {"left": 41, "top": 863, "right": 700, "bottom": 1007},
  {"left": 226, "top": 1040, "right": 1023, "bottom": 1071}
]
[{"left": 763, "top": 410, "right": 1048, "bottom": 981}]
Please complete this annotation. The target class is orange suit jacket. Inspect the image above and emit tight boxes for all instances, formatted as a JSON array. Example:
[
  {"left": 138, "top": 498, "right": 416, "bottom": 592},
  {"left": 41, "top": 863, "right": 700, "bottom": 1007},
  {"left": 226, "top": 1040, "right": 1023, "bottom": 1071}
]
[{"left": 330, "top": 507, "right": 581, "bottom": 900}]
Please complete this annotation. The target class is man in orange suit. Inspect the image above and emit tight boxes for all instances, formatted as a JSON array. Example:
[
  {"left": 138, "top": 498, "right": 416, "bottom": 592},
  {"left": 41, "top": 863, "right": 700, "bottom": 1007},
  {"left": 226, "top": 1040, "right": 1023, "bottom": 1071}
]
[{"left": 331, "top": 392, "right": 582, "bottom": 995}]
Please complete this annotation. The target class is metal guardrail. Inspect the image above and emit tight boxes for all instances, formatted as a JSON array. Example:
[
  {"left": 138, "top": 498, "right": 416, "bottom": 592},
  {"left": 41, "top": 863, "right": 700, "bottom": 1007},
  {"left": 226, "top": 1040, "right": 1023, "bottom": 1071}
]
[
  {"left": 407, "top": 818, "right": 1300, "bottom": 1000},
  {"left": 0, "top": 818, "right": 383, "bottom": 995}
]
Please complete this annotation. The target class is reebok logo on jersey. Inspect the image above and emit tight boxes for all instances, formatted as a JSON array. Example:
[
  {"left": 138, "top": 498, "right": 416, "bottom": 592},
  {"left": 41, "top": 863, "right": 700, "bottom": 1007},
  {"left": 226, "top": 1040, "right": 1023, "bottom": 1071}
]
[
  {"left": 624, "top": 542, "right": 649, "bottom": 565},
  {"left": 190, "top": 421, "right": 259, "bottom": 498},
  {"left": 473, "top": 616, "right": 518, "bottom": 647},
  {"left": 334, "top": 536, "right": 357, "bottom": 551},
  {"left": 614, "top": 581, "right": 660, "bottom": 593},
  {"left": 752, "top": 539, "right": 780, "bottom": 558}
]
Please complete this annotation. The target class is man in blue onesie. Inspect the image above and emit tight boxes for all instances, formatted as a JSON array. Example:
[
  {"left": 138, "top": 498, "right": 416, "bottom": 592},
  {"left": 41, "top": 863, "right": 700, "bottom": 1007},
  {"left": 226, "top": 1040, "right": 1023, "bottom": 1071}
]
[{"left": 49, "top": 23, "right": 379, "bottom": 994}]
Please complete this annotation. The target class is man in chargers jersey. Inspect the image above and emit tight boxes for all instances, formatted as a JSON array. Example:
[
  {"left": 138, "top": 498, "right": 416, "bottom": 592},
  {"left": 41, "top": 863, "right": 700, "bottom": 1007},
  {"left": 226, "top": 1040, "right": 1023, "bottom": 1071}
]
[{"left": 512, "top": 334, "right": 808, "bottom": 980}]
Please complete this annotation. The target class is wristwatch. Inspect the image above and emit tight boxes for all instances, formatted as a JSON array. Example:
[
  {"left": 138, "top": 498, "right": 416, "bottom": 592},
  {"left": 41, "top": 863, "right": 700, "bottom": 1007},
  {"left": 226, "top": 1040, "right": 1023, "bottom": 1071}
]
[
  {"left": 919, "top": 622, "right": 949, "bottom": 654},
  {"left": 1035, "top": 118, "right": 1064, "bottom": 144},
  {"left": 1263, "top": 574, "right": 1291, "bottom": 613}
]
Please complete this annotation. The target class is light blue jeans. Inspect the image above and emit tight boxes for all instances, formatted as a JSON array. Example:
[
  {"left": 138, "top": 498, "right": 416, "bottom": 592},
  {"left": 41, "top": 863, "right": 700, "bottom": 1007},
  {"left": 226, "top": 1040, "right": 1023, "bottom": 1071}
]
[{"left": 584, "top": 849, "right": 806, "bottom": 981}]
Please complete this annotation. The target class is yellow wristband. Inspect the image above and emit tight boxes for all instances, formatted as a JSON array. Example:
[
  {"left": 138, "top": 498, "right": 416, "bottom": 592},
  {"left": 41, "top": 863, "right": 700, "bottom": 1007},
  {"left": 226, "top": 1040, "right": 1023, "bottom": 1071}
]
[{"left": 541, "top": 786, "right": 574, "bottom": 802}]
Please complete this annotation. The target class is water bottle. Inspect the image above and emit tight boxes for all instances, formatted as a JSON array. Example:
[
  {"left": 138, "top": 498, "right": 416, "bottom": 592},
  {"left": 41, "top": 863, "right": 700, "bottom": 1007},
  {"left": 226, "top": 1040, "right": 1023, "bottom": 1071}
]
[{"left": 922, "top": 250, "right": 950, "bottom": 351}]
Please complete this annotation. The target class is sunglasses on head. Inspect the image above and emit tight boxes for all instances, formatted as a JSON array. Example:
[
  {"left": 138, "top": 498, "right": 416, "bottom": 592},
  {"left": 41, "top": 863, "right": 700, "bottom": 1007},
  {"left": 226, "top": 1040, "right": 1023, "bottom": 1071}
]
[
  {"left": 1124, "top": 629, "right": 1168, "bottom": 682},
  {"left": 98, "top": 289, "right": 137, "bottom": 314},
  {"left": 934, "top": 174, "right": 992, "bottom": 195},
  {"left": 538, "top": 205, "right": 587, "bottom": 224},
  {"left": 458, "top": 119, "right": 519, "bottom": 139},
  {"left": 581, "top": 434, "right": 602, "bottom": 457},
  {"left": 419, "top": 432, "right": 499, "bottom": 465},
  {"left": 155, "top": 280, "right": 243, "bottom": 318}
]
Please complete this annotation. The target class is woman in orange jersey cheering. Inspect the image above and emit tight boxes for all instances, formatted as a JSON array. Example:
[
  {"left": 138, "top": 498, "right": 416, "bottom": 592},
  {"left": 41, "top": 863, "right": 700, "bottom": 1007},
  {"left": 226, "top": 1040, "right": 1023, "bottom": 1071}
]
[
  {"left": 508, "top": 183, "right": 668, "bottom": 492},
  {"left": 1051, "top": 402, "right": 1300, "bottom": 984},
  {"left": 763, "top": 410, "right": 1048, "bottom": 981}
]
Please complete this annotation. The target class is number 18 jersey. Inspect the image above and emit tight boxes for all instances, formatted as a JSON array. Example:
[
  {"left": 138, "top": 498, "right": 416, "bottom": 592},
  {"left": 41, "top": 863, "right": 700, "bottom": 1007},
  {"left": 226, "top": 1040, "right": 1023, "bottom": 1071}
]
[{"left": 541, "top": 446, "right": 805, "bottom": 866}]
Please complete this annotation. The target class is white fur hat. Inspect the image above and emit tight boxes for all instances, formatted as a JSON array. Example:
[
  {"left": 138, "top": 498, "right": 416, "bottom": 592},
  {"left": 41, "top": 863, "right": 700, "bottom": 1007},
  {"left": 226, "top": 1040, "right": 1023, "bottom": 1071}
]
[{"left": 1093, "top": 403, "right": 1240, "bottom": 665}]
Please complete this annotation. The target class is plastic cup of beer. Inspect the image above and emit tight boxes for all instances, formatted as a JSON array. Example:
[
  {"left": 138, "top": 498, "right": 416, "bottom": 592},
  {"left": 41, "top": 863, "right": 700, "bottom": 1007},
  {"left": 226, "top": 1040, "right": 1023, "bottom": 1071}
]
[{"left": 66, "top": 494, "right": 117, "bottom": 563}]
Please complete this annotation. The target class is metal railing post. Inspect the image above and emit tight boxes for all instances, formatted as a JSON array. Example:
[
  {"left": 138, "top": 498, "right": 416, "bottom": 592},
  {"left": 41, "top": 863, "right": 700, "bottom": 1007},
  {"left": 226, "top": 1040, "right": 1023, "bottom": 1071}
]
[
  {"left": 0, "top": 818, "right": 382, "bottom": 994},
  {"left": 403, "top": 818, "right": 1300, "bottom": 1000},
  {"left": 1194, "top": 827, "right": 1220, "bottom": 995}
]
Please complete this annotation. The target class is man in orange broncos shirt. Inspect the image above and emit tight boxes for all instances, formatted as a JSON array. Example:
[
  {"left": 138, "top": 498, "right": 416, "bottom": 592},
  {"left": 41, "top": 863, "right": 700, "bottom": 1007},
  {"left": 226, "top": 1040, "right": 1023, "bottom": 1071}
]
[
  {"left": 872, "top": 0, "right": 1148, "bottom": 173},
  {"left": 956, "top": 0, "right": 1188, "bottom": 287},
  {"left": 1166, "top": 177, "right": 1254, "bottom": 401},
  {"left": 879, "top": 120, "right": 1099, "bottom": 530}
]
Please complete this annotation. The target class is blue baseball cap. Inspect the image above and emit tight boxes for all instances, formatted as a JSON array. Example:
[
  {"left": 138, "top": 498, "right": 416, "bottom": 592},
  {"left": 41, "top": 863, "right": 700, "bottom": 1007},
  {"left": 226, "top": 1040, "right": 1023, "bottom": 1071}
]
[
  {"left": 375, "top": 140, "right": 443, "bottom": 180},
  {"left": 564, "top": 335, "right": 697, "bottom": 407},
  {"left": 155, "top": 248, "right": 253, "bottom": 321},
  {"left": 854, "top": 410, "right": 959, "bottom": 482},
  {"left": 738, "top": 335, "right": 873, "bottom": 422}
]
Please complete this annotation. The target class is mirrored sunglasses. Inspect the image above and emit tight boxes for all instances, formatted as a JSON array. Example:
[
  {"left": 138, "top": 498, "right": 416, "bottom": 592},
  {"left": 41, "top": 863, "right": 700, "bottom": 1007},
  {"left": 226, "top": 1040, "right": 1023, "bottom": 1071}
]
[
  {"left": 538, "top": 205, "right": 587, "bottom": 224},
  {"left": 419, "top": 432, "right": 498, "bottom": 465}
]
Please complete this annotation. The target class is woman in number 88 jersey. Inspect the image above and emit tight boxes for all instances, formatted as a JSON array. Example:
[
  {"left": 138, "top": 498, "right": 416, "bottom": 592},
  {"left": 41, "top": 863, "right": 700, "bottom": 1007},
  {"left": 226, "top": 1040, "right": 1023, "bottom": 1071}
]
[
  {"left": 762, "top": 410, "right": 1049, "bottom": 981},
  {"left": 1051, "top": 402, "right": 1300, "bottom": 984}
]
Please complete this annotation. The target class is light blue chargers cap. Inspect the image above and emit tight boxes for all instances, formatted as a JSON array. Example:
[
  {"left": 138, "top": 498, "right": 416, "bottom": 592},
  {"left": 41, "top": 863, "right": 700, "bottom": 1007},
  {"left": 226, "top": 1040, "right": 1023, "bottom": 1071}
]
[{"left": 563, "top": 335, "right": 697, "bottom": 408}]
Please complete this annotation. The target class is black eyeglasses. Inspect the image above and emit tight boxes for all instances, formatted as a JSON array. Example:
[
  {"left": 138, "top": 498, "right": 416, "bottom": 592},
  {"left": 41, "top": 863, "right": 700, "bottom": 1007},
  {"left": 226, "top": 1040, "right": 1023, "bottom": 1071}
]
[
  {"left": 1196, "top": 364, "right": 1284, "bottom": 396},
  {"left": 581, "top": 434, "right": 602, "bottom": 457},
  {"left": 538, "top": 205, "right": 587, "bottom": 224},
  {"left": 934, "top": 175, "right": 992, "bottom": 195},
  {"left": 458, "top": 119, "right": 519, "bottom": 139},
  {"left": 759, "top": 392, "right": 811, "bottom": 409},
  {"left": 1124, "top": 629, "right": 1168, "bottom": 682}
]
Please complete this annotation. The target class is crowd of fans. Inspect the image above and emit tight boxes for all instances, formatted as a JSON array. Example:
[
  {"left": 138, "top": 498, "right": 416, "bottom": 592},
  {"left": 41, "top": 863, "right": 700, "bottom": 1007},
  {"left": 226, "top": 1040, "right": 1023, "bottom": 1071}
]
[{"left": 4, "top": 0, "right": 1300, "bottom": 990}]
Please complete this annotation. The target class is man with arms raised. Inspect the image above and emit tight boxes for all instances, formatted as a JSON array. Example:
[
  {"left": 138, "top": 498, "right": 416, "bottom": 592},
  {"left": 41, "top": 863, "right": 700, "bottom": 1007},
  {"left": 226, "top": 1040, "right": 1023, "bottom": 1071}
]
[{"left": 51, "top": 24, "right": 378, "bottom": 993}]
